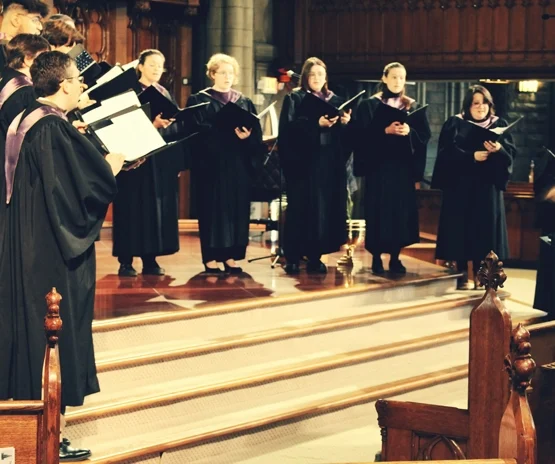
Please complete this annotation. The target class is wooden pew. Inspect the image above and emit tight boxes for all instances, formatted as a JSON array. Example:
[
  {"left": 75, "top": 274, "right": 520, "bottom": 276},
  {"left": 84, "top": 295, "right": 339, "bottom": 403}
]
[
  {"left": 376, "top": 252, "right": 537, "bottom": 462},
  {"left": 0, "top": 288, "right": 62, "bottom": 464}
]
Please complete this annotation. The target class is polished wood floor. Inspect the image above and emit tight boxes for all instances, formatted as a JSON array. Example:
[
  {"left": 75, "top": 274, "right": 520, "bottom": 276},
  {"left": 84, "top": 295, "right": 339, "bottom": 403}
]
[{"left": 94, "top": 231, "right": 452, "bottom": 321}]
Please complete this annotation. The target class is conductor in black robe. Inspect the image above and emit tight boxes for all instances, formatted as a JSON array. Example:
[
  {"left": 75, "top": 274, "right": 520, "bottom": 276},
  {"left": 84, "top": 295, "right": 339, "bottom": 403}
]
[
  {"left": 432, "top": 85, "right": 515, "bottom": 289},
  {"left": 279, "top": 57, "right": 351, "bottom": 274},
  {"left": 186, "top": 53, "right": 264, "bottom": 274},
  {"left": 0, "top": 51, "right": 124, "bottom": 458},
  {"left": 354, "top": 62, "right": 431, "bottom": 275},
  {"left": 112, "top": 49, "right": 189, "bottom": 277},
  {"left": 533, "top": 147, "right": 555, "bottom": 319}
]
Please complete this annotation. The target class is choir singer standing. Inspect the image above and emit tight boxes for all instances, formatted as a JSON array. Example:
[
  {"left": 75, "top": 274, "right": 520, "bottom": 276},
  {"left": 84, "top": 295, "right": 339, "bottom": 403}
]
[
  {"left": 186, "top": 53, "right": 264, "bottom": 274},
  {"left": 279, "top": 57, "right": 351, "bottom": 274},
  {"left": 432, "top": 85, "right": 515, "bottom": 289},
  {"left": 354, "top": 62, "right": 431, "bottom": 275}
]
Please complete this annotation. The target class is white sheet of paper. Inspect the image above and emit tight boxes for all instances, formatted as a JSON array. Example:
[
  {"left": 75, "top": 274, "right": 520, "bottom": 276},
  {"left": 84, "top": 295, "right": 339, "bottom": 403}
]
[
  {"left": 122, "top": 59, "right": 139, "bottom": 71},
  {"left": 94, "top": 109, "right": 166, "bottom": 162},
  {"left": 82, "top": 91, "right": 141, "bottom": 124},
  {"left": 83, "top": 66, "right": 123, "bottom": 96},
  {"left": 0, "top": 448, "right": 15, "bottom": 464}
]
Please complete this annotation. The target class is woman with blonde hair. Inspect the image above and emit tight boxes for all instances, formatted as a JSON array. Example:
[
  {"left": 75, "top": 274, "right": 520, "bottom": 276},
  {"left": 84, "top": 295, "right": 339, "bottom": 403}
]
[
  {"left": 354, "top": 62, "right": 431, "bottom": 275},
  {"left": 186, "top": 53, "right": 264, "bottom": 274}
]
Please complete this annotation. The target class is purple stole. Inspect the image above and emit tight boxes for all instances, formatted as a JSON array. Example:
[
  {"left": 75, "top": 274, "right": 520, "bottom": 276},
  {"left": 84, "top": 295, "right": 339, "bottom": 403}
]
[
  {"left": 5, "top": 105, "right": 68, "bottom": 204},
  {"left": 0, "top": 75, "right": 33, "bottom": 109}
]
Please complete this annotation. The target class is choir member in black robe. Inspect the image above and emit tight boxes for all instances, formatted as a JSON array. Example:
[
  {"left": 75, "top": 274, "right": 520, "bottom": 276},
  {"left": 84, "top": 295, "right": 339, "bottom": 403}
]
[
  {"left": 354, "top": 62, "right": 431, "bottom": 275},
  {"left": 532, "top": 148, "right": 555, "bottom": 319},
  {"left": 279, "top": 56, "right": 351, "bottom": 274},
  {"left": 0, "top": 51, "right": 124, "bottom": 459},
  {"left": 0, "top": 0, "right": 48, "bottom": 72},
  {"left": 186, "top": 53, "right": 264, "bottom": 274},
  {"left": 0, "top": 35, "right": 50, "bottom": 400},
  {"left": 431, "top": 85, "right": 515, "bottom": 289},
  {"left": 112, "top": 49, "right": 188, "bottom": 277}
]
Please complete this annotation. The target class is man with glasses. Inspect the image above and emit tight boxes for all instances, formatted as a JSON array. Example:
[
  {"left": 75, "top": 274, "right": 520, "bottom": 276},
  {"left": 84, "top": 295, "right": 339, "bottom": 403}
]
[
  {"left": 1, "top": 51, "right": 125, "bottom": 461},
  {"left": 0, "top": 0, "right": 49, "bottom": 71}
]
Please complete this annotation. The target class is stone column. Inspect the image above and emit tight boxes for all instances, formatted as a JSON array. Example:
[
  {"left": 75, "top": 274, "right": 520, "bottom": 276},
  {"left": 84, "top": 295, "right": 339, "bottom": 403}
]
[{"left": 206, "top": 0, "right": 254, "bottom": 96}]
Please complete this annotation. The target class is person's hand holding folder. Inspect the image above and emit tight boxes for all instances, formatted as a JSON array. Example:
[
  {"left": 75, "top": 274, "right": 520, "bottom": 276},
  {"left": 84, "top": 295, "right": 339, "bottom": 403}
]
[
  {"left": 340, "top": 109, "right": 352, "bottom": 125},
  {"left": 153, "top": 113, "right": 175, "bottom": 130},
  {"left": 385, "top": 121, "right": 410, "bottom": 136},
  {"left": 484, "top": 140, "right": 502, "bottom": 153},
  {"left": 319, "top": 115, "right": 339, "bottom": 128},
  {"left": 474, "top": 150, "right": 489, "bottom": 162},
  {"left": 235, "top": 126, "right": 252, "bottom": 140},
  {"left": 105, "top": 153, "right": 126, "bottom": 176}
]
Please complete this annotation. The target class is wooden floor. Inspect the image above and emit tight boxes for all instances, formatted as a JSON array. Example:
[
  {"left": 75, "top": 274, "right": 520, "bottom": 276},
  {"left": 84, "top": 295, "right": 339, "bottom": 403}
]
[{"left": 94, "top": 231, "right": 454, "bottom": 321}]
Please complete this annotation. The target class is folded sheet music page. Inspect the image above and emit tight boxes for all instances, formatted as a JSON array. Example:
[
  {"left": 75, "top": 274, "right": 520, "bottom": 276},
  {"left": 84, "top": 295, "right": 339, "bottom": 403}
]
[
  {"left": 94, "top": 109, "right": 166, "bottom": 161},
  {"left": 82, "top": 91, "right": 141, "bottom": 124}
]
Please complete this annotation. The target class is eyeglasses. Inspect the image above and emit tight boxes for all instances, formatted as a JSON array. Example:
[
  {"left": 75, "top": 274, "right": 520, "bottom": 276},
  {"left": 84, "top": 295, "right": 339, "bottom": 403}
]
[
  {"left": 18, "top": 14, "right": 42, "bottom": 25},
  {"left": 60, "top": 75, "right": 84, "bottom": 84}
]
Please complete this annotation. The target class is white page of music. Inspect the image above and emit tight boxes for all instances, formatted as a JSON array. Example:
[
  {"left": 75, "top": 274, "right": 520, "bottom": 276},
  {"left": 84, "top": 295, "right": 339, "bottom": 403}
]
[
  {"left": 95, "top": 109, "right": 166, "bottom": 161},
  {"left": 82, "top": 91, "right": 141, "bottom": 124}
]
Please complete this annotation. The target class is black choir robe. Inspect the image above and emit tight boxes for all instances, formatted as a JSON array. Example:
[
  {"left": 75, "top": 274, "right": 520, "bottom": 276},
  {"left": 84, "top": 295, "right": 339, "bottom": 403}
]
[
  {"left": 354, "top": 96, "right": 430, "bottom": 254},
  {"left": 0, "top": 68, "right": 36, "bottom": 399},
  {"left": 0, "top": 101, "right": 117, "bottom": 406},
  {"left": 112, "top": 84, "right": 188, "bottom": 261},
  {"left": 186, "top": 90, "right": 264, "bottom": 262},
  {"left": 431, "top": 116, "right": 515, "bottom": 261},
  {"left": 279, "top": 89, "right": 350, "bottom": 260}
]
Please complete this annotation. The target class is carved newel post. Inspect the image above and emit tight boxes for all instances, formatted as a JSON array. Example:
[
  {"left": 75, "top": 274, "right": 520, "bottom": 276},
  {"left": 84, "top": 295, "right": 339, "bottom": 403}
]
[
  {"left": 468, "top": 251, "right": 512, "bottom": 458},
  {"left": 499, "top": 324, "right": 537, "bottom": 464}
]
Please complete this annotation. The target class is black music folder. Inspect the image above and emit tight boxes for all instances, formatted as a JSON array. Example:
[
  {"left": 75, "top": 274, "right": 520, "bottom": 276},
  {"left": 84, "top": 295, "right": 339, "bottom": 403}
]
[
  {"left": 371, "top": 101, "right": 429, "bottom": 130},
  {"left": 87, "top": 67, "right": 141, "bottom": 102},
  {"left": 211, "top": 102, "right": 261, "bottom": 132},
  {"left": 138, "top": 85, "right": 209, "bottom": 121},
  {"left": 297, "top": 90, "right": 366, "bottom": 121},
  {"left": 455, "top": 116, "right": 523, "bottom": 152}
]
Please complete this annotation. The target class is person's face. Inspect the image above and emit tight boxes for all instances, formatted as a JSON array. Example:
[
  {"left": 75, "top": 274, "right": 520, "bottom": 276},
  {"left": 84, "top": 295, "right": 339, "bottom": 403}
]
[
  {"left": 62, "top": 63, "right": 83, "bottom": 110},
  {"left": 17, "top": 12, "right": 43, "bottom": 35},
  {"left": 382, "top": 66, "right": 406, "bottom": 94},
  {"left": 307, "top": 64, "right": 326, "bottom": 93},
  {"left": 138, "top": 54, "right": 165, "bottom": 83},
  {"left": 211, "top": 63, "right": 235, "bottom": 91},
  {"left": 469, "top": 92, "right": 490, "bottom": 120}
]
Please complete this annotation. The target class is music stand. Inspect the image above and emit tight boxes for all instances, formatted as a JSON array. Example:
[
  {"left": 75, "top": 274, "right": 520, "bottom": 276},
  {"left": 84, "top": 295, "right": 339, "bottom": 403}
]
[{"left": 248, "top": 138, "right": 285, "bottom": 268}]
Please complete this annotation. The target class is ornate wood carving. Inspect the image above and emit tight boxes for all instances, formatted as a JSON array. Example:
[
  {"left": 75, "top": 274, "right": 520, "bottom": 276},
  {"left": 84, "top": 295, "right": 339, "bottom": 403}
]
[
  {"left": 476, "top": 251, "right": 507, "bottom": 291},
  {"left": 505, "top": 324, "right": 536, "bottom": 394},
  {"left": 44, "top": 287, "right": 63, "bottom": 347},
  {"left": 416, "top": 435, "right": 467, "bottom": 459}
]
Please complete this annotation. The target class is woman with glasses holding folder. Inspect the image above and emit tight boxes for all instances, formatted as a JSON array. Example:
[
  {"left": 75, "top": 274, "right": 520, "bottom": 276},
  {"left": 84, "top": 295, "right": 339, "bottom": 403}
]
[
  {"left": 112, "top": 48, "right": 189, "bottom": 277},
  {"left": 279, "top": 57, "right": 352, "bottom": 275},
  {"left": 354, "top": 62, "right": 431, "bottom": 275},
  {"left": 431, "top": 85, "right": 515, "bottom": 289},
  {"left": 185, "top": 53, "right": 264, "bottom": 274}
]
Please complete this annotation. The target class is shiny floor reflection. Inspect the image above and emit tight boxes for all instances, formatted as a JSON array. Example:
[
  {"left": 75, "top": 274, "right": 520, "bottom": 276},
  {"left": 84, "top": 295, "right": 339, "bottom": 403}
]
[{"left": 94, "top": 231, "right": 451, "bottom": 320}]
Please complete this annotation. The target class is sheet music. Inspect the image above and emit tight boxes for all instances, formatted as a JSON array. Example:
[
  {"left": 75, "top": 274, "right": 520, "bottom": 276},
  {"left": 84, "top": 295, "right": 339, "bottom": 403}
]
[
  {"left": 94, "top": 108, "right": 166, "bottom": 162},
  {"left": 122, "top": 59, "right": 139, "bottom": 71},
  {"left": 0, "top": 448, "right": 14, "bottom": 464},
  {"left": 256, "top": 101, "right": 277, "bottom": 119},
  {"left": 489, "top": 116, "right": 523, "bottom": 135},
  {"left": 81, "top": 90, "right": 141, "bottom": 124}
]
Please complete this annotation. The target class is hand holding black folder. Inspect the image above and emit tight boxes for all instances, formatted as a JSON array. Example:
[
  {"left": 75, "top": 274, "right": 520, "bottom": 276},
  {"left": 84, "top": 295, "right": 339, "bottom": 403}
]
[
  {"left": 455, "top": 116, "right": 523, "bottom": 152},
  {"left": 297, "top": 90, "right": 365, "bottom": 121},
  {"left": 210, "top": 102, "right": 261, "bottom": 132},
  {"left": 138, "top": 85, "right": 209, "bottom": 122},
  {"left": 372, "top": 101, "right": 429, "bottom": 131}
]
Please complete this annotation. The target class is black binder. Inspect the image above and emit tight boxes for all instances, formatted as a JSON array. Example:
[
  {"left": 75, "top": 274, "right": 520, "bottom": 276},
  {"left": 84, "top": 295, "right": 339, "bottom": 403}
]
[
  {"left": 371, "top": 101, "right": 429, "bottom": 130},
  {"left": 455, "top": 116, "right": 523, "bottom": 152},
  {"left": 88, "top": 68, "right": 141, "bottom": 102},
  {"left": 211, "top": 102, "right": 260, "bottom": 132},
  {"left": 138, "top": 85, "right": 209, "bottom": 121},
  {"left": 297, "top": 90, "right": 365, "bottom": 121}
]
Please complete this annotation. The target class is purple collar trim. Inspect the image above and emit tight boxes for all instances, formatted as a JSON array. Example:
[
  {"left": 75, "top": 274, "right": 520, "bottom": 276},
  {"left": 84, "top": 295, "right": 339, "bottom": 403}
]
[
  {"left": 202, "top": 87, "right": 242, "bottom": 105},
  {"left": 5, "top": 105, "right": 67, "bottom": 204},
  {"left": 0, "top": 75, "right": 33, "bottom": 109}
]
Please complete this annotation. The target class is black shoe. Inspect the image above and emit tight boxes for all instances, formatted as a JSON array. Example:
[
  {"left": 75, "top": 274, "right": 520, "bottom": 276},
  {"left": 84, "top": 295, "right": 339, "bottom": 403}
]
[
  {"left": 284, "top": 263, "right": 300, "bottom": 274},
  {"left": 389, "top": 259, "right": 407, "bottom": 275},
  {"left": 203, "top": 264, "right": 223, "bottom": 274},
  {"left": 306, "top": 260, "right": 327, "bottom": 273},
  {"left": 372, "top": 257, "right": 385, "bottom": 275},
  {"left": 118, "top": 264, "right": 138, "bottom": 277},
  {"left": 224, "top": 263, "right": 243, "bottom": 274},
  {"left": 59, "top": 438, "right": 91, "bottom": 462},
  {"left": 142, "top": 266, "right": 165, "bottom": 276}
]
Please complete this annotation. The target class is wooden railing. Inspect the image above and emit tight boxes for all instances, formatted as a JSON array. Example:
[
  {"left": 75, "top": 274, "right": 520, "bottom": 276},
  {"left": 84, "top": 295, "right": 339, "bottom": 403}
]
[
  {"left": 0, "top": 288, "right": 62, "bottom": 464},
  {"left": 376, "top": 252, "right": 537, "bottom": 463}
]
